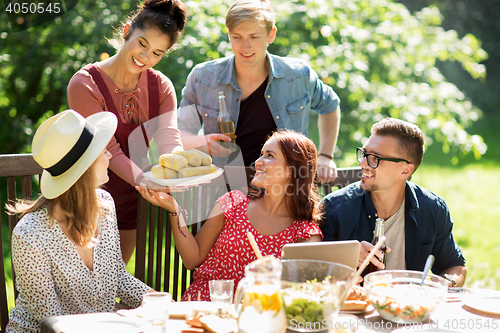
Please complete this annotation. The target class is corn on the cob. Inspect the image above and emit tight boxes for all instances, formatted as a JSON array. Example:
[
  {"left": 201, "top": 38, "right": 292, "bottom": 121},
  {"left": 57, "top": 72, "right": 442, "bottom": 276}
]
[
  {"left": 191, "top": 149, "right": 212, "bottom": 166},
  {"left": 178, "top": 164, "right": 216, "bottom": 178},
  {"left": 151, "top": 164, "right": 178, "bottom": 179},
  {"left": 159, "top": 154, "right": 188, "bottom": 171},
  {"left": 174, "top": 150, "right": 202, "bottom": 167}
]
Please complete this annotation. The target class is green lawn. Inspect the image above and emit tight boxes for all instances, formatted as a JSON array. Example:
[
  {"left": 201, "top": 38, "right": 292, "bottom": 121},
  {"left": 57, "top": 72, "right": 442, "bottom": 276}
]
[
  {"left": 411, "top": 112, "right": 500, "bottom": 289},
  {"left": 411, "top": 164, "right": 500, "bottom": 290}
]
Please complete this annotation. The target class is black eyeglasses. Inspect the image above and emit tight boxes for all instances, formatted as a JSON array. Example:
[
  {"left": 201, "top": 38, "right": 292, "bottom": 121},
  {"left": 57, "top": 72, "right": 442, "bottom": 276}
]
[{"left": 356, "top": 148, "right": 411, "bottom": 169}]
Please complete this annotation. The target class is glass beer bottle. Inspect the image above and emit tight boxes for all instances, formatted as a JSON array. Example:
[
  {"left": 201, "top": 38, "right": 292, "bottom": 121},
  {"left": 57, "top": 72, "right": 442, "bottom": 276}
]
[
  {"left": 367, "top": 217, "right": 387, "bottom": 273},
  {"left": 218, "top": 91, "right": 237, "bottom": 152}
]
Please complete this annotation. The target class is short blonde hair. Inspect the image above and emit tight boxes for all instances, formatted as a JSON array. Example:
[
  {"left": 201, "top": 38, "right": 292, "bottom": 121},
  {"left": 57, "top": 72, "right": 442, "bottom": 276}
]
[{"left": 226, "top": 0, "right": 275, "bottom": 32}]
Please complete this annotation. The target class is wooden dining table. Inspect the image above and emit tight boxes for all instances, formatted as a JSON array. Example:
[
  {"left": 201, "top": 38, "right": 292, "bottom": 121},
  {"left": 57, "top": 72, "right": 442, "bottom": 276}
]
[{"left": 41, "top": 288, "right": 500, "bottom": 333}]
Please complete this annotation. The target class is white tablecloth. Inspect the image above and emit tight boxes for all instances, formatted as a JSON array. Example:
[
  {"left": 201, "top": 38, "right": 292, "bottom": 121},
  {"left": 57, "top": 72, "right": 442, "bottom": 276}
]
[{"left": 41, "top": 289, "right": 500, "bottom": 333}]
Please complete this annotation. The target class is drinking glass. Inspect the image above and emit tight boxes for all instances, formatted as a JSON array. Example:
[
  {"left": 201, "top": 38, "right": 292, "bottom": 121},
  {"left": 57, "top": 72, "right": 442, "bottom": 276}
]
[
  {"left": 208, "top": 279, "right": 234, "bottom": 304},
  {"left": 140, "top": 291, "right": 171, "bottom": 333}
]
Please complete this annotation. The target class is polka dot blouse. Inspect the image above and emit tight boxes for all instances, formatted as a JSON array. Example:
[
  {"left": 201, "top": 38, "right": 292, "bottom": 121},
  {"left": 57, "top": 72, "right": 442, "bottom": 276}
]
[
  {"left": 6, "top": 189, "right": 151, "bottom": 333},
  {"left": 182, "top": 190, "right": 323, "bottom": 302}
]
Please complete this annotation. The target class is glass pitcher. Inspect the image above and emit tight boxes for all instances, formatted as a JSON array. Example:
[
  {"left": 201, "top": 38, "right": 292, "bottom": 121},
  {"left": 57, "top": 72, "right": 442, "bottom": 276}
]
[{"left": 234, "top": 256, "right": 287, "bottom": 333}]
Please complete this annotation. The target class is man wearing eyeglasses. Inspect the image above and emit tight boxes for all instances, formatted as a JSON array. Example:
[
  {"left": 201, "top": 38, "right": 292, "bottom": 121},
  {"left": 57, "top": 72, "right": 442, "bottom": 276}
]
[{"left": 321, "top": 118, "right": 467, "bottom": 287}]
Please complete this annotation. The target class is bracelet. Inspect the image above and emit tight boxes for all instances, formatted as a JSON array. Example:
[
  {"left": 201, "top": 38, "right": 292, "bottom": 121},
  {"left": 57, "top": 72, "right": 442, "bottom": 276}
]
[
  {"left": 168, "top": 207, "right": 188, "bottom": 238},
  {"left": 318, "top": 153, "right": 333, "bottom": 160},
  {"left": 177, "top": 220, "right": 187, "bottom": 237}
]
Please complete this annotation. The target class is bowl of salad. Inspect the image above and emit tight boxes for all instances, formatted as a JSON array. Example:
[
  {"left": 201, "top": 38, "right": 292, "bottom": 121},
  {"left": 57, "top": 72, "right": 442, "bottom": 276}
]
[
  {"left": 364, "top": 270, "right": 448, "bottom": 324},
  {"left": 280, "top": 260, "right": 355, "bottom": 332}
]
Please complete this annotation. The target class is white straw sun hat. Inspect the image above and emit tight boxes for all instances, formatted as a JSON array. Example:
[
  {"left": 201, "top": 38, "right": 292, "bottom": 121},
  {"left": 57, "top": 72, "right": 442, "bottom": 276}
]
[{"left": 32, "top": 110, "right": 118, "bottom": 199}]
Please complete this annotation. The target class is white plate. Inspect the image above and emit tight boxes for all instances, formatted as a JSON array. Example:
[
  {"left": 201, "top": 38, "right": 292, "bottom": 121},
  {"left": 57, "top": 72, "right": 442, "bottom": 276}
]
[
  {"left": 463, "top": 295, "right": 500, "bottom": 318},
  {"left": 56, "top": 317, "right": 138, "bottom": 333},
  {"left": 288, "top": 326, "right": 326, "bottom": 333},
  {"left": 393, "top": 325, "right": 455, "bottom": 332},
  {"left": 393, "top": 328, "right": 454, "bottom": 332},
  {"left": 78, "top": 320, "right": 138, "bottom": 333},
  {"left": 144, "top": 167, "right": 224, "bottom": 186}
]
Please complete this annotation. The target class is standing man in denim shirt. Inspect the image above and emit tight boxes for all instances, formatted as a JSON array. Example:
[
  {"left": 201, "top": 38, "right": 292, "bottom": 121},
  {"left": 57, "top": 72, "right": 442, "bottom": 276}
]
[
  {"left": 177, "top": 0, "right": 340, "bottom": 183},
  {"left": 321, "top": 118, "right": 467, "bottom": 287}
]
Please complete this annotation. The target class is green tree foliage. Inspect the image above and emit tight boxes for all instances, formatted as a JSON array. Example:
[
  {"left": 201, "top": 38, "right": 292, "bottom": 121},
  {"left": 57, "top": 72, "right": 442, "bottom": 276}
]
[
  {"left": 0, "top": 1, "right": 131, "bottom": 153},
  {"left": 0, "top": 0, "right": 488, "bottom": 164},
  {"left": 398, "top": 0, "right": 500, "bottom": 116}
]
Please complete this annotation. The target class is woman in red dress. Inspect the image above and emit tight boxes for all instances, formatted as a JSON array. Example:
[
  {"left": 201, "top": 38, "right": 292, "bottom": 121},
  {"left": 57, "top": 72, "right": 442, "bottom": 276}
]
[{"left": 137, "top": 130, "right": 323, "bottom": 301}]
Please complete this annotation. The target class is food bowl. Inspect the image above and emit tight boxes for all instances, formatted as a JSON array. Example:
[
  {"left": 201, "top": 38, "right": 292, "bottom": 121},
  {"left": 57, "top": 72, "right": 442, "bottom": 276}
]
[
  {"left": 280, "top": 260, "right": 355, "bottom": 331},
  {"left": 363, "top": 270, "right": 448, "bottom": 324}
]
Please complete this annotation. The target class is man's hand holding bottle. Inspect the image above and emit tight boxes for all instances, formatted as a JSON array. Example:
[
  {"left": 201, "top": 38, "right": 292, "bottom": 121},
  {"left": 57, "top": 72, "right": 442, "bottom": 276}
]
[
  {"left": 204, "top": 133, "right": 234, "bottom": 157},
  {"left": 359, "top": 240, "right": 392, "bottom": 271}
]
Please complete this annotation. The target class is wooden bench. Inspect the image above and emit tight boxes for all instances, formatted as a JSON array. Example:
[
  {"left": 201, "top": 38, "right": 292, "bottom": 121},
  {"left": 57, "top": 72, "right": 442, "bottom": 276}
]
[{"left": 0, "top": 154, "right": 361, "bottom": 328}]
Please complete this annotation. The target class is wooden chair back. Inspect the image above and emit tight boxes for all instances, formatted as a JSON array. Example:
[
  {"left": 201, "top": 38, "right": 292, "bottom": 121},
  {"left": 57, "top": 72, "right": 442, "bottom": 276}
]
[{"left": 0, "top": 154, "right": 43, "bottom": 332}]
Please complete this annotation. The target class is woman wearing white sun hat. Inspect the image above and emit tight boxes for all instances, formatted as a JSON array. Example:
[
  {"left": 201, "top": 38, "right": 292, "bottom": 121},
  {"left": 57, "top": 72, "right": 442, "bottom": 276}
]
[{"left": 6, "top": 110, "right": 154, "bottom": 333}]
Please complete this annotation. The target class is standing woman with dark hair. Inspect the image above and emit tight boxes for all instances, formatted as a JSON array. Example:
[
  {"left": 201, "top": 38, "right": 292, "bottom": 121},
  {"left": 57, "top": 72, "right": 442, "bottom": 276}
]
[
  {"left": 6, "top": 110, "right": 153, "bottom": 333},
  {"left": 137, "top": 130, "right": 323, "bottom": 301},
  {"left": 67, "top": 0, "right": 188, "bottom": 263}
]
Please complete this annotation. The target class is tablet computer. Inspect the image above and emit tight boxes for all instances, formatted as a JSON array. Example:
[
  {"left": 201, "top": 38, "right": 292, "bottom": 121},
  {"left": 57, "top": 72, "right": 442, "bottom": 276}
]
[{"left": 281, "top": 240, "right": 360, "bottom": 270}]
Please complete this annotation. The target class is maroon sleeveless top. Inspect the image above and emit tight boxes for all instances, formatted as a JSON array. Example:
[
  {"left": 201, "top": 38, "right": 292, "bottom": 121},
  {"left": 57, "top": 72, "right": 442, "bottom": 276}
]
[{"left": 83, "top": 64, "right": 159, "bottom": 230}]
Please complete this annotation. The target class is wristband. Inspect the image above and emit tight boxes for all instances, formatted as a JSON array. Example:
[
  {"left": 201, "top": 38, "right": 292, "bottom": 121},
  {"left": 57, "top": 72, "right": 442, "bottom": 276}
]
[
  {"left": 168, "top": 211, "right": 178, "bottom": 216},
  {"left": 318, "top": 153, "right": 333, "bottom": 160},
  {"left": 176, "top": 220, "right": 187, "bottom": 237}
]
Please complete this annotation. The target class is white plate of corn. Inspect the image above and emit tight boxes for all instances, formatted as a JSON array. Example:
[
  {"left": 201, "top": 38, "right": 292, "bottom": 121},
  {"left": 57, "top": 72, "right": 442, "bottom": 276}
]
[
  {"left": 144, "top": 167, "right": 224, "bottom": 186},
  {"left": 144, "top": 149, "right": 224, "bottom": 186}
]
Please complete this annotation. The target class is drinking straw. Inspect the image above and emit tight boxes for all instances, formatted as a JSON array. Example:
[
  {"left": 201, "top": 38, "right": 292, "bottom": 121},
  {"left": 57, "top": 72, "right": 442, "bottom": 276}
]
[
  {"left": 246, "top": 232, "right": 263, "bottom": 260},
  {"left": 351, "top": 236, "right": 387, "bottom": 283}
]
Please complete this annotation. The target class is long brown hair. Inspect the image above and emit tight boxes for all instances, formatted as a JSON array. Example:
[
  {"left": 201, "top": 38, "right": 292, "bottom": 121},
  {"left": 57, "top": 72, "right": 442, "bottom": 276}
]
[
  {"left": 249, "top": 130, "right": 322, "bottom": 224},
  {"left": 6, "top": 162, "right": 105, "bottom": 247}
]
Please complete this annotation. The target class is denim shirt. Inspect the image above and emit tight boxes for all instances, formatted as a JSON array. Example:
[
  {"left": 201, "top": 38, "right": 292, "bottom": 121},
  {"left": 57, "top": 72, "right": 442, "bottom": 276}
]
[
  {"left": 177, "top": 52, "right": 340, "bottom": 140},
  {"left": 320, "top": 181, "right": 466, "bottom": 275}
]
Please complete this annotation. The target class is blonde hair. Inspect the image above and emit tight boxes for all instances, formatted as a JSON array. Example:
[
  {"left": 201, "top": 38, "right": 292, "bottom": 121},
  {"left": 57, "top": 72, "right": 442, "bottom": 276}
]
[
  {"left": 226, "top": 0, "right": 275, "bottom": 32},
  {"left": 6, "top": 162, "right": 105, "bottom": 247}
]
